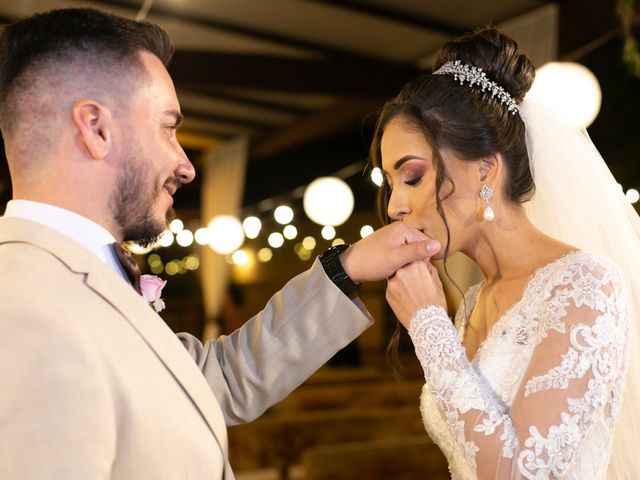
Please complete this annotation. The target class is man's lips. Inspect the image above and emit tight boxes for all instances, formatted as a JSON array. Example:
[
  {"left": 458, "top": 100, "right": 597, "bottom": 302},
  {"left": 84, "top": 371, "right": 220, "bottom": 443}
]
[{"left": 163, "top": 179, "right": 179, "bottom": 197}]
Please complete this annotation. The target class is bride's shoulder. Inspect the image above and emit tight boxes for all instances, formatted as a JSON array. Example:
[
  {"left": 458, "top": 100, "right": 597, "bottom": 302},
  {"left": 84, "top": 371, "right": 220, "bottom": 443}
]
[{"left": 547, "top": 250, "right": 625, "bottom": 289}]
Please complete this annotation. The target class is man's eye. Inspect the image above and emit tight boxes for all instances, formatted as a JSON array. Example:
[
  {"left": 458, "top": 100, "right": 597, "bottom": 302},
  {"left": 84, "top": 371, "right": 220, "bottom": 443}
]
[{"left": 404, "top": 176, "right": 422, "bottom": 186}]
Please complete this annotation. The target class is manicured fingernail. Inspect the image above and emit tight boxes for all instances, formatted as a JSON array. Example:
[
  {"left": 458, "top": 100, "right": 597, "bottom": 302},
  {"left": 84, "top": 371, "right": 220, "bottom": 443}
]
[{"left": 427, "top": 241, "right": 440, "bottom": 254}]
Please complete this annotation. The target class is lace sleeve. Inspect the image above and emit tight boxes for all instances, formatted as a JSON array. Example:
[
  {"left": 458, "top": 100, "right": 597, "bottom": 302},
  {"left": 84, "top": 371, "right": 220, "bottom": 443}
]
[{"left": 408, "top": 261, "right": 629, "bottom": 479}]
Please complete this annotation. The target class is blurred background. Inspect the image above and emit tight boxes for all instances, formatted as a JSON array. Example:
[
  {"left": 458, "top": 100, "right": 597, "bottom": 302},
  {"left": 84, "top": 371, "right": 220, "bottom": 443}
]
[{"left": 1, "top": 1, "right": 638, "bottom": 478}]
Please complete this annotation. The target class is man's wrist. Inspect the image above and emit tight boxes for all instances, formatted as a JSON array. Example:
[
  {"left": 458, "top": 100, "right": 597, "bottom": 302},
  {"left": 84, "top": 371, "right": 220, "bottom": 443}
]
[{"left": 319, "top": 244, "right": 361, "bottom": 299}]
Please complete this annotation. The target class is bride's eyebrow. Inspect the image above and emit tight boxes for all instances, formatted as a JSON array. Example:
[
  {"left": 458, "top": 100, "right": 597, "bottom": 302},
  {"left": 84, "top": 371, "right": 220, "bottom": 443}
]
[{"left": 383, "top": 155, "right": 426, "bottom": 175}]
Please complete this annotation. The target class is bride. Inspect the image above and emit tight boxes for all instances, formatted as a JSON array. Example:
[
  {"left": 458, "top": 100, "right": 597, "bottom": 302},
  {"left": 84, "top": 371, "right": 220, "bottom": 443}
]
[{"left": 374, "top": 27, "right": 640, "bottom": 478}]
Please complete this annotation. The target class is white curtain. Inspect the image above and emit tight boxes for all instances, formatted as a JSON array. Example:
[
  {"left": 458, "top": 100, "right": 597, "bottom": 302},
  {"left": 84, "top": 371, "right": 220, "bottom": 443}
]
[{"left": 199, "top": 136, "right": 248, "bottom": 341}]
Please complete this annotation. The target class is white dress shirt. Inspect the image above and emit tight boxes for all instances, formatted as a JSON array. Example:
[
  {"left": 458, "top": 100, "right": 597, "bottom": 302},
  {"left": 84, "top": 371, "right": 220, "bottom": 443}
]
[{"left": 3, "top": 199, "right": 129, "bottom": 282}]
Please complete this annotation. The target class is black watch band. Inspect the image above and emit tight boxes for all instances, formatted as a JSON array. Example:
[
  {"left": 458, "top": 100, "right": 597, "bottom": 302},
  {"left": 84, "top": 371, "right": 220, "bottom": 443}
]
[{"left": 319, "top": 244, "right": 361, "bottom": 299}]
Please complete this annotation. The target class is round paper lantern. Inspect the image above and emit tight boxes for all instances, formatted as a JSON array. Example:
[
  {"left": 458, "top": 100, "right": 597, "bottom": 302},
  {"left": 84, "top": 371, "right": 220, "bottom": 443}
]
[
  {"left": 527, "top": 62, "right": 602, "bottom": 128},
  {"left": 207, "top": 215, "right": 245, "bottom": 254},
  {"left": 303, "top": 177, "right": 354, "bottom": 226}
]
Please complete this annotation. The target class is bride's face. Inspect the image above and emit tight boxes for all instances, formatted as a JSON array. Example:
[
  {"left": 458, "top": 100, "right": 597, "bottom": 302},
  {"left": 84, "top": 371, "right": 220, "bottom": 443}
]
[{"left": 380, "top": 117, "right": 481, "bottom": 258}]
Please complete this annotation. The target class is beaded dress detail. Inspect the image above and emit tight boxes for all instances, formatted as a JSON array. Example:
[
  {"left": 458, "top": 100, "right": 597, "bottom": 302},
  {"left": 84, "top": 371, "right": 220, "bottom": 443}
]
[{"left": 409, "top": 252, "right": 629, "bottom": 479}]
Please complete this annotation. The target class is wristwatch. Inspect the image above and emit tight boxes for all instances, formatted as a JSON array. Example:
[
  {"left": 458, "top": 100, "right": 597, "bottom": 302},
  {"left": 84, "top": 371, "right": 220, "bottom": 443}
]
[{"left": 319, "top": 243, "right": 361, "bottom": 299}]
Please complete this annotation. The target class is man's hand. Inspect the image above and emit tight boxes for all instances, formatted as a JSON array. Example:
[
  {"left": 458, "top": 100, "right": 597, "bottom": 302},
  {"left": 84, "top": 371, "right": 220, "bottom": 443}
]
[{"left": 339, "top": 222, "right": 441, "bottom": 283}]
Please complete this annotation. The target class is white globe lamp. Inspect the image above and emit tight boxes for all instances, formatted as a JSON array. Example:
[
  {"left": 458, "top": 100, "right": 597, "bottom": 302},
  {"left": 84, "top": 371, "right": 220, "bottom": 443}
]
[
  {"left": 207, "top": 215, "right": 245, "bottom": 255},
  {"left": 303, "top": 177, "right": 354, "bottom": 226},
  {"left": 526, "top": 62, "right": 602, "bottom": 128}
]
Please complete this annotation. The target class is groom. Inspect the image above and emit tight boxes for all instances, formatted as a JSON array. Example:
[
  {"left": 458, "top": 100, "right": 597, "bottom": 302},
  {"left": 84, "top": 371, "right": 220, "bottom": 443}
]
[{"left": 0, "top": 7, "right": 438, "bottom": 479}]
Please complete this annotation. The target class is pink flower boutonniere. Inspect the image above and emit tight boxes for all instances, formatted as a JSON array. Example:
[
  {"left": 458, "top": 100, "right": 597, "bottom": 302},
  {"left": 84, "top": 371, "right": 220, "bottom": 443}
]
[{"left": 140, "top": 274, "right": 167, "bottom": 313}]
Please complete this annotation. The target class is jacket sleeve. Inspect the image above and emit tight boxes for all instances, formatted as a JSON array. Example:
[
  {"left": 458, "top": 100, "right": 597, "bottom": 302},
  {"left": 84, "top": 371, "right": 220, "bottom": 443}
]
[{"left": 177, "top": 258, "right": 374, "bottom": 425}]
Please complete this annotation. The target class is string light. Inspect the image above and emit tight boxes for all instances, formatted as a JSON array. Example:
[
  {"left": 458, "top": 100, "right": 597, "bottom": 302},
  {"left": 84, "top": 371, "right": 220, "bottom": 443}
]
[
  {"left": 243, "top": 216, "right": 262, "bottom": 239},
  {"left": 360, "top": 225, "right": 374, "bottom": 238},
  {"left": 268, "top": 232, "right": 284, "bottom": 248},
  {"left": 232, "top": 249, "right": 249, "bottom": 265},
  {"left": 321, "top": 225, "right": 336, "bottom": 240},
  {"left": 194, "top": 227, "right": 211, "bottom": 245},
  {"left": 176, "top": 229, "right": 194, "bottom": 247},
  {"left": 208, "top": 215, "right": 245, "bottom": 254},
  {"left": 370, "top": 168, "right": 384, "bottom": 187},
  {"left": 157, "top": 230, "right": 174, "bottom": 247},
  {"left": 302, "top": 236, "right": 316, "bottom": 250},
  {"left": 257, "top": 248, "right": 273, "bottom": 262},
  {"left": 283, "top": 225, "right": 298, "bottom": 240},
  {"left": 274, "top": 206, "right": 294, "bottom": 225},
  {"left": 169, "top": 219, "right": 184, "bottom": 234}
]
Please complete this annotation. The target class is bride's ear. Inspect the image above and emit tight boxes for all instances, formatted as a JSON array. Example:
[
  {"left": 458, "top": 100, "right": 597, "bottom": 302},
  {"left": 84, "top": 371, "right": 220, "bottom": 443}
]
[{"left": 478, "top": 154, "right": 502, "bottom": 185}]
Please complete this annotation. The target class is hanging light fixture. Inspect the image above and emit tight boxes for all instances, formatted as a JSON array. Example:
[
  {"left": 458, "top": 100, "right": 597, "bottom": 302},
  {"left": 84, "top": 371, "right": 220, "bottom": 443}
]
[
  {"left": 526, "top": 62, "right": 602, "bottom": 128},
  {"left": 207, "top": 215, "right": 245, "bottom": 254},
  {"left": 303, "top": 177, "right": 354, "bottom": 226}
]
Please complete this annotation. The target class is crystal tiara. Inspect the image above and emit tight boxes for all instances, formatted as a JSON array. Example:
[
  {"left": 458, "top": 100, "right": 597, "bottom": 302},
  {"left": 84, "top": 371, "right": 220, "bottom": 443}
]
[{"left": 433, "top": 60, "right": 519, "bottom": 114}]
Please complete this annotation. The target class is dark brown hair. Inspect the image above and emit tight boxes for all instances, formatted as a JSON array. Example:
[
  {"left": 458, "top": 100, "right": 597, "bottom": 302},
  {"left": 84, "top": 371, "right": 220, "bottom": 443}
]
[
  {"left": 370, "top": 27, "right": 536, "bottom": 369},
  {"left": 0, "top": 7, "right": 174, "bottom": 134}
]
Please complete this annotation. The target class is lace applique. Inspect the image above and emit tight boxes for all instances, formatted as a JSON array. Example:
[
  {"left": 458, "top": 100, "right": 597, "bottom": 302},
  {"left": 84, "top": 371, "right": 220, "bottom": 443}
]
[{"left": 411, "top": 253, "right": 629, "bottom": 480}]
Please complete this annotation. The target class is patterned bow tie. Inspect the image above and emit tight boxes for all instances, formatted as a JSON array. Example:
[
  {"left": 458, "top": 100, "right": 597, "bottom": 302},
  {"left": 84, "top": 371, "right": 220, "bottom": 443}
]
[{"left": 112, "top": 242, "right": 142, "bottom": 294}]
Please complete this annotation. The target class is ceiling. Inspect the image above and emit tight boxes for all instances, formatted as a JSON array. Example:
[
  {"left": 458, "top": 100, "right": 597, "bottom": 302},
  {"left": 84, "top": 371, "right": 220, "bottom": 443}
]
[{"left": 0, "top": 0, "right": 637, "bottom": 222}]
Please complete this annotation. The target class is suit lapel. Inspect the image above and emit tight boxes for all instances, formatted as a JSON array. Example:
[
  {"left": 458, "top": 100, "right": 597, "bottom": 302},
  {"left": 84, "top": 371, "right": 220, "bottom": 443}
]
[
  {"left": 84, "top": 265, "right": 230, "bottom": 458},
  {"left": 0, "top": 218, "right": 231, "bottom": 469}
]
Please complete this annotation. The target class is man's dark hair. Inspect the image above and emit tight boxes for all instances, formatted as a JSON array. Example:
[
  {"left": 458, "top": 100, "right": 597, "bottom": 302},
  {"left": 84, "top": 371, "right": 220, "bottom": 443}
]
[{"left": 0, "top": 7, "right": 174, "bottom": 135}]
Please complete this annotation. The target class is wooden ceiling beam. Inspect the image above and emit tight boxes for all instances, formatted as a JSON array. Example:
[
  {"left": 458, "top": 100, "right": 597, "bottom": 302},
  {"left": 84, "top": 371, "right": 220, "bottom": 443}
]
[
  {"left": 250, "top": 97, "right": 381, "bottom": 161},
  {"left": 170, "top": 51, "right": 420, "bottom": 97}
]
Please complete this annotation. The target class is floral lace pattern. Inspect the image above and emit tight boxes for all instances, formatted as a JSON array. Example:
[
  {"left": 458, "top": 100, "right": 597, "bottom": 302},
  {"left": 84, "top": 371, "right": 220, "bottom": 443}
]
[{"left": 409, "top": 252, "right": 629, "bottom": 479}]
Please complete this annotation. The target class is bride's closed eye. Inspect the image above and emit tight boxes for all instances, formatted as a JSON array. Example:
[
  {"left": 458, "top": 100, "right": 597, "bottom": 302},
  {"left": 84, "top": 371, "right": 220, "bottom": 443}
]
[{"left": 404, "top": 176, "right": 423, "bottom": 186}]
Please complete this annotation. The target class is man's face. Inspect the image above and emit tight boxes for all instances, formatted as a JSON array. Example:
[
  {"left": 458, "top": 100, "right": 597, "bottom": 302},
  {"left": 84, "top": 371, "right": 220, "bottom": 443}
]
[{"left": 110, "top": 51, "right": 195, "bottom": 246}]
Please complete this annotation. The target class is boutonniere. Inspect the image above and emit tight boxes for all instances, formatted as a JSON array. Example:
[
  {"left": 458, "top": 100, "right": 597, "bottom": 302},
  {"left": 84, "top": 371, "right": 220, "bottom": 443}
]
[{"left": 140, "top": 274, "right": 167, "bottom": 313}]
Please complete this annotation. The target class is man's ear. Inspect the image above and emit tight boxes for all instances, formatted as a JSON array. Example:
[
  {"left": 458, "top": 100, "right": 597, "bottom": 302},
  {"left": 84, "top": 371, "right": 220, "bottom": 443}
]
[
  {"left": 72, "top": 99, "right": 112, "bottom": 160},
  {"left": 478, "top": 153, "right": 503, "bottom": 184}
]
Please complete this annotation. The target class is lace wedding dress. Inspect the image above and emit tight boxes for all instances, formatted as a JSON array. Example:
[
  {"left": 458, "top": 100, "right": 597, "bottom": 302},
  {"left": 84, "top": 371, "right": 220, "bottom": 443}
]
[{"left": 410, "top": 252, "right": 630, "bottom": 479}]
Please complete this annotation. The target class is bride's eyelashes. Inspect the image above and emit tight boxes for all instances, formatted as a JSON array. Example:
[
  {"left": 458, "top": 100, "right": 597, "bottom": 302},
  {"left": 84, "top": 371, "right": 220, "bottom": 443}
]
[{"left": 404, "top": 176, "right": 423, "bottom": 186}]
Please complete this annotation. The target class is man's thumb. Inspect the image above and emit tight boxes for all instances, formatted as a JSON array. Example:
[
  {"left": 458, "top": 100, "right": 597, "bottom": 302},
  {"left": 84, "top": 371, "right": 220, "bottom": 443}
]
[{"left": 406, "top": 239, "right": 441, "bottom": 261}]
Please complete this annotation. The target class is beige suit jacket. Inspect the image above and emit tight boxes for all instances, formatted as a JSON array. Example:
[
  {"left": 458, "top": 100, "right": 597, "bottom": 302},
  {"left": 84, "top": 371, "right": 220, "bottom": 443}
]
[{"left": 0, "top": 217, "right": 373, "bottom": 479}]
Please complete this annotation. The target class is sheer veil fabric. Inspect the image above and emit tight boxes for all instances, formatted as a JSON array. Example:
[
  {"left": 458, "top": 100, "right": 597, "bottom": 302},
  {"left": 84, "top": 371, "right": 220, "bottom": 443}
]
[{"left": 519, "top": 100, "right": 640, "bottom": 479}]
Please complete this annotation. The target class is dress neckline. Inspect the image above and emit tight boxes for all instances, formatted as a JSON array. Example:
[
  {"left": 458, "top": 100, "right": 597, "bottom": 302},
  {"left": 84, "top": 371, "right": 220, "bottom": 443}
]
[{"left": 460, "top": 250, "right": 581, "bottom": 362}]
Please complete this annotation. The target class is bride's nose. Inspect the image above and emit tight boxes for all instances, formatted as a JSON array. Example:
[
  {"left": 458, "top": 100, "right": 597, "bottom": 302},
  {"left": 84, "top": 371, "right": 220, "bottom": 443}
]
[{"left": 387, "top": 190, "right": 410, "bottom": 221}]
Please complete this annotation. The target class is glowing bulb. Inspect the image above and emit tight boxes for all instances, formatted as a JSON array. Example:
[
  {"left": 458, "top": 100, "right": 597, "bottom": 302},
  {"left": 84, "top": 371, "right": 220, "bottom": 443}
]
[
  {"left": 360, "top": 225, "right": 374, "bottom": 238},
  {"left": 370, "top": 167, "right": 384, "bottom": 187},
  {"left": 184, "top": 255, "right": 200, "bottom": 270},
  {"left": 176, "top": 229, "right": 194, "bottom": 247},
  {"left": 207, "top": 215, "right": 245, "bottom": 254},
  {"left": 283, "top": 225, "right": 298, "bottom": 240},
  {"left": 302, "top": 236, "right": 316, "bottom": 250},
  {"left": 268, "top": 232, "right": 284, "bottom": 248},
  {"left": 232, "top": 249, "right": 249, "bottom": 266},
  {"left": 627, "top": 188, "right": 640, "bottom": 204},
  {"left": 527, "top": 62, "right": 602, "bottom": 128},
  {"left": 194, "top": 228, "right": 211, "bottom": 246},
  {"left": 321, "top": 225, "right": 336, "bottom": 240},
  {"left": 126, "top": 242, "right": 154, "bottom": 255},
  {"left": 274, "top": 206, "right": 294, "bottom": 225},
  {"left": 157, "top": 230, "right": 174, "bottom": 247},
  {"left": 332, "top": 238, "right": 345, "bottom": 247},
  {"left": 243, "top": 216, "right": 262, "bottom": 239},
  {"left": 258, "top": 247, "right": 273, "bottom": 262},
  {"left": 169, "top": 219, "right": 184, "bottom": 234},
  {"left": 303, "top": 177, "right": 354, "bottom": 226}
]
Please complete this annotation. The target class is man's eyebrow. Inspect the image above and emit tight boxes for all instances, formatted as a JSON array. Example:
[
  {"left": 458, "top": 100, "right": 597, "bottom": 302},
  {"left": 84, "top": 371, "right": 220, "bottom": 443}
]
[{"left": 164, "top": 110, "right": 183, "bottom": 126}]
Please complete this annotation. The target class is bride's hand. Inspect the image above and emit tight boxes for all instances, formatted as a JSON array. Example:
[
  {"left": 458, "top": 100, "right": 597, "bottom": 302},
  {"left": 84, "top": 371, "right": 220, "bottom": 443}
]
[{"left": 386, "top": 260, "right": 447, "bottom": 329}]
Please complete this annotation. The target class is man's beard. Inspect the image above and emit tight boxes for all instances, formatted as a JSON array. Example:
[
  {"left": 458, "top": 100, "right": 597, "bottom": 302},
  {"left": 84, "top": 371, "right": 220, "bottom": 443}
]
[{"left": 110, "top": 149, "right": 175, "bottom": 247}]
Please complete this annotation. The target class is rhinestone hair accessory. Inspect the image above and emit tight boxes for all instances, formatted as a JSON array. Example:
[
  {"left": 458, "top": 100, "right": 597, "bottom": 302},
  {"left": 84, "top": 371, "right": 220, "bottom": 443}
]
[{"left": 433, "top": 60, "right": 519, "bottom": 114}]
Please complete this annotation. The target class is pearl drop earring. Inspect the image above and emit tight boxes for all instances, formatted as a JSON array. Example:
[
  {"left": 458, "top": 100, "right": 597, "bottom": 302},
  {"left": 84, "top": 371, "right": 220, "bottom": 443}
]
[{"left": 479, "top": 184, "right": 494, "bottom": 222}]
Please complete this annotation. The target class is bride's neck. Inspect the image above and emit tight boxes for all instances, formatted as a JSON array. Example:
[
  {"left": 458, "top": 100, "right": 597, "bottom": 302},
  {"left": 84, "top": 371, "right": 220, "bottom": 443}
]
[{"left": 462, "top": 205, "right": 565, "bottom": 282}]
